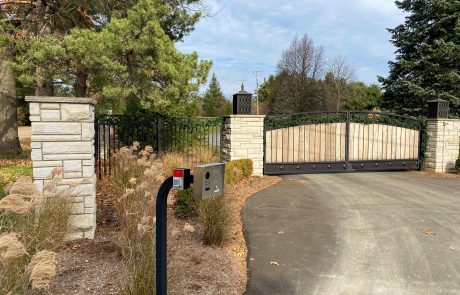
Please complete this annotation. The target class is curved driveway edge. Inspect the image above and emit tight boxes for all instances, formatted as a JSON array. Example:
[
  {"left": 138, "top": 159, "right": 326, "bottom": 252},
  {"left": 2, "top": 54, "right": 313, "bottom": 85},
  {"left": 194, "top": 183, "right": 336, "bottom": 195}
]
[{"left": 243, "top": 172, "right": 460, "bottom": 294}]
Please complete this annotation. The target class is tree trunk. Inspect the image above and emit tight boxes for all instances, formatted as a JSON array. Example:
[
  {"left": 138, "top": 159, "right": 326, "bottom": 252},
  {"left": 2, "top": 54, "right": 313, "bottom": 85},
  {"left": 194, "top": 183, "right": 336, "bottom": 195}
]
[
  {"left": 335, "top": 80, "right": 341, "bottom": 111},
  {"left": 35, "top": 67, "right": 54, "bottom": 96},
  {"left": 0, "top": 49, "right": 21, "bottom": 155},
  {"left": 74, "top": 67, "right": 88, "bottom": 97}
]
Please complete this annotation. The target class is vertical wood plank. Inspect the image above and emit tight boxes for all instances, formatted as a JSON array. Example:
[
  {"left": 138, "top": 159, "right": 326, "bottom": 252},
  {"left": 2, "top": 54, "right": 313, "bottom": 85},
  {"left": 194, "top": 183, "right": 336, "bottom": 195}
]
[
  {"left": 362, "top": 124, "right": 369, "bottom": 161},
  {"left": 266, "top": 131, "right": 272, "bottom": 163},
  {"left": 330, "top": 123, "right": 337, "bottom": 161},
  {"left": 299, "top": 125, "right": 305, "bottom": 162},
  {"left": 395, "top": 127, "right": 401, "bottom": 159},
  {"left": 308, "top": 124, "right": 316, "bottom": 162},
  {"left": 292, "top": 126, "right": 299, "bottom": 162},
  {"left": 381, "top": 125, "right": 387, "bottom": 160},
  {"left": 387, "top": 125, "right": 393, "bottom": 160},
  {"left": 349, "top": 123, "right": 355, "bottom": 161},
  {"left": 316, "top": 124, "right": 320, "bottom": 162}
]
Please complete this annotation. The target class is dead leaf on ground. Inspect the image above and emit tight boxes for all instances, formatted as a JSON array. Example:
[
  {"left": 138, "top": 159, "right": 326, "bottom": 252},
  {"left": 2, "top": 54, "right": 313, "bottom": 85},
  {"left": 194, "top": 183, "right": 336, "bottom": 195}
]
[
  {"left": 424, "top": 229, "right": 436, "bottom": 235},
  {"left": 277, "top": 230, "right": 284, "bottom": 235}
]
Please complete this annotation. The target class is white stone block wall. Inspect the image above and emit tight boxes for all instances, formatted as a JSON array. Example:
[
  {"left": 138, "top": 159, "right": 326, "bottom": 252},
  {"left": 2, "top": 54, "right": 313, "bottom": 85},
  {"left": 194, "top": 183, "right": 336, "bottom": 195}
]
[
  {"left": 25, "top": 96, "right": 97, "bottom": 240},
  {"left": 425, "top": 119, "right": 460, "bottom": 173},
  {"left": 221, "top": 115, "right": 265, "bottom": 176}
]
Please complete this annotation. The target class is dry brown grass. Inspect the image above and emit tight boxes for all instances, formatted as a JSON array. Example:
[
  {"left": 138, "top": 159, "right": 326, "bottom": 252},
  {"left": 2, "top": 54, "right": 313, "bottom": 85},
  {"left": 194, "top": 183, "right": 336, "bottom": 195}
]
[
  {"left": 0, "top": 233, "right": 27, "bottom": 261},
  {"left": 24, "top": 250, "right": 57, "bottom": 291},
  {"left": 198, "top": 195, "right": 234, "bottom": 246},
  {"left": 162, "top": 150, "right": 219, "bottom": 177},
  {"left": 0, "top": 174, "right": 72, "bottom": 294},
  {"left": 162, "top": 153, "right": 187, "bottom": 177},
  {"left": 20, "top": 138, "right": 31, "bottom": 152},
  {"left": 110, "top": 144, "right": 164, "bottom": 294}
]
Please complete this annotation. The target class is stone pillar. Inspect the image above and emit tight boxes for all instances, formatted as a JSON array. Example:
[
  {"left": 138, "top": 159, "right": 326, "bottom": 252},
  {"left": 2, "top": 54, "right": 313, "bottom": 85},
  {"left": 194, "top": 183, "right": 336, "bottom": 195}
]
[
  {"left": 26, "top": 96, "right": 97, "bottom": 240},
  {"left": 425, "top": 119, "right": 460, "bottom": 173},
  {"left": 221, "top": 115, "right": 265, "bottom": 176}
]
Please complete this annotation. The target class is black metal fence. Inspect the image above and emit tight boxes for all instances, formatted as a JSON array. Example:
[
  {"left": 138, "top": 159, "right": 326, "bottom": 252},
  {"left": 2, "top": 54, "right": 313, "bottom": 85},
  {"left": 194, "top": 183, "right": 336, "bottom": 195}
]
[{"left": 95, "top": 113, "right": 222, "bottom": 178}]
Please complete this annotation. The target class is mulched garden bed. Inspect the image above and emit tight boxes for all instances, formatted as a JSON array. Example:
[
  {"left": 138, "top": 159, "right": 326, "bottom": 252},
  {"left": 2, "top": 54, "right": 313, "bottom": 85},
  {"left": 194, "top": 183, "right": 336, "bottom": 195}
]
[{"left": 48, "top": 175, "right": 280, "bottom": 294}]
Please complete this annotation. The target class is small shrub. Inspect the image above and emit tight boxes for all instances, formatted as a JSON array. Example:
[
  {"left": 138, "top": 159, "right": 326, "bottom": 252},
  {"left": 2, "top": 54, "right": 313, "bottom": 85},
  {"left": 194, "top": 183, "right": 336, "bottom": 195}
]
[
  {"left": 174, "top": 189, "right": 197, "bottom": 219},
  {"left": 198, "top": 195, "right": 233, "bottom": 246},
  {"left": 224, "top": 159, "right": 253, "bottom": 184}
]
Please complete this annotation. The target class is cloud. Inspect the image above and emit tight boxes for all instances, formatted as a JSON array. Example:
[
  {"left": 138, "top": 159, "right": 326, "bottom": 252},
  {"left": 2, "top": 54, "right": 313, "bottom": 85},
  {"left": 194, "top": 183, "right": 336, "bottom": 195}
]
[{"left": 177, "top": 0, "right": 406, "bottom": 96}]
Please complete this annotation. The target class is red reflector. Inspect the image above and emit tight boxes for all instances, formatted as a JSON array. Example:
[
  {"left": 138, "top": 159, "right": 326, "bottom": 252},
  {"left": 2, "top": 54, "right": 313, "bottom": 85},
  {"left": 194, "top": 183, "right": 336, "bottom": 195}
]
[{"left": 173, "top": 169, "right": 184, "bottom": 178}]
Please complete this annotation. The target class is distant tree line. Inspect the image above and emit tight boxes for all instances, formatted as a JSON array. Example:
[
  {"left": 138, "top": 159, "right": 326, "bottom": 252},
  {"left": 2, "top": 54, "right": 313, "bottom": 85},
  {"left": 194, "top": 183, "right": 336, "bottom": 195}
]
[{"left": 258, "top": 34, "right": 382, "bottom": 115}]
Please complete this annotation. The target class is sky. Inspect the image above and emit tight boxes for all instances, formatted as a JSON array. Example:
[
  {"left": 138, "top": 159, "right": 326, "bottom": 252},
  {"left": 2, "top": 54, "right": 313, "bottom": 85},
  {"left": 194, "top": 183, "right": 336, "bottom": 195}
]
[{"left": 177, "top": 0, "right": 407, "bottom": 98}]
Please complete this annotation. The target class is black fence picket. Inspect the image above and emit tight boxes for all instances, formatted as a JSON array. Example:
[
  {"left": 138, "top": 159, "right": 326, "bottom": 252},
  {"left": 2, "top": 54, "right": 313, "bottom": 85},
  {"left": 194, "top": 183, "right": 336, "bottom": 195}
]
[{"left": 95, "top": 113, "right": 223, "bottom": 179}]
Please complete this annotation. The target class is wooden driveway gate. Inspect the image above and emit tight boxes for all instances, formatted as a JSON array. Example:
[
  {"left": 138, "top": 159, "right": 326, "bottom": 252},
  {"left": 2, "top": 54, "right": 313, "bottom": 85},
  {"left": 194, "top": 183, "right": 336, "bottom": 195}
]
[{"left": 264, "top": 111, "right": 423, "bottom": 175}]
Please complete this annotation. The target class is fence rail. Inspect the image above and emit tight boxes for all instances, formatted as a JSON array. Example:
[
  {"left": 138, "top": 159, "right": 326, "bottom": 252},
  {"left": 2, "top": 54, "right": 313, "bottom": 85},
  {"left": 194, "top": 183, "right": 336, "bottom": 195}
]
[{"left": 95, "top": 113, "right": 222, "bottom": 179}]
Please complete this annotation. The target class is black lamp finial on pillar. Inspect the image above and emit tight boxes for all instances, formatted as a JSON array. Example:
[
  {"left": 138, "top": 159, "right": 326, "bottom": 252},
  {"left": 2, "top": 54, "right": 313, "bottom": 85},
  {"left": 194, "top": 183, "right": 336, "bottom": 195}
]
[
  {"left": 233, "top": 83, "right": 253, "bottom": 115},
  {"left": 427, "top": 97, "right": 449, "bottom": 119}
]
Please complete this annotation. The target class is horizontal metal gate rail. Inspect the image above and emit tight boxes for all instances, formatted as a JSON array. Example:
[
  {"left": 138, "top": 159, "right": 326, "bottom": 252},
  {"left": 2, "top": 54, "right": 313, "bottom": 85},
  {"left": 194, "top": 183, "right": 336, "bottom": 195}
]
[
  {"left": 95, "top": 113, "right": 223, "bottom": 179},
  {"left": 264, "top": 110, "right": 424, "bottom": 175}
]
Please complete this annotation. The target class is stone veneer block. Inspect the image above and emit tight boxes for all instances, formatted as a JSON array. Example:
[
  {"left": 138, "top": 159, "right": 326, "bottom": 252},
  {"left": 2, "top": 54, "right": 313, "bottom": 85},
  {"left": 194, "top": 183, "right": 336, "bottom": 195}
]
[
  {"left": 221, "top": 115, "right": 265, "bottom": 176},
  {"left": 33, "top": 122, "right": 82, "bottom": 135},
  {"left": 61, "top": 104, "right": 91, "bottom": 122},
  {"left": 26, "top": 96, "right": 97, "bottom": 240},
  {"left": 40, "top": 109, "right": 61, "bottom": 121},
  {"left": 29, "top": 103, "right": 40, "bottom": 115},
  {"left": 424, "top": 119, "right": 460, "bottom": 173}
]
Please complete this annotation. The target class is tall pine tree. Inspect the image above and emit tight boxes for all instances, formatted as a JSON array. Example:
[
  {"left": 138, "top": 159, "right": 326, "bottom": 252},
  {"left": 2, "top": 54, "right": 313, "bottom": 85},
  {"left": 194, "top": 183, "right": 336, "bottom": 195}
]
[
  {"left": 202, "top": 73, "right": 227, "bottom": 117},
  {"left": 379, "top": 0, "right": 460, "bottom": 116}
]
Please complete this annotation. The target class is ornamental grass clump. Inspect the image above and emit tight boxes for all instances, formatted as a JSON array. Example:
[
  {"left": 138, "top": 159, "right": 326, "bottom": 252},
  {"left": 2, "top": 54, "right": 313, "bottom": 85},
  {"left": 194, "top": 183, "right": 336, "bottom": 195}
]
[
  {"left": 198, "top": 195, "right": 233, "bottom": 246},
  {"left": 111, "top": 143, "right": 165, "bottom": 294},
  {"left": 24, "top": 250, "right": 58, "bottom": 291},
  {"left": 0, "top": 172, "right": 72, "bottom": 294},
  {"left": 174, "top": 189, "right": 197, "bottom": 219}
]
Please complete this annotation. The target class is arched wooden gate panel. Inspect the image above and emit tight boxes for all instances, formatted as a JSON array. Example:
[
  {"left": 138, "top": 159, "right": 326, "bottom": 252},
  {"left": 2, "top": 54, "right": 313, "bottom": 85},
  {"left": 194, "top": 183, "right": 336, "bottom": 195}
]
[{"left": 264, "top": 111, "right": 422, "bottom": 174}]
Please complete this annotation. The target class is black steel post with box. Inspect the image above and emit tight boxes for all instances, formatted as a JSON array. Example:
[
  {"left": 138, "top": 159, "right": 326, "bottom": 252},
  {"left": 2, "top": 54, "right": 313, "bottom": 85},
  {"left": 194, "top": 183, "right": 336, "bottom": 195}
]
[{"left": 155, "top": 163, "right": 225, "bottom": 295}]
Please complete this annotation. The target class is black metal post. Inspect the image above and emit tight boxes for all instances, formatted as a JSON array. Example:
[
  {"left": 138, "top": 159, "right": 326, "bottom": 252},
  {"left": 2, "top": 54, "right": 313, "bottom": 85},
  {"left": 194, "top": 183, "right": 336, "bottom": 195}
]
[
  {"left": 94, "top": 120, "right": 99, "bottom": 179},
  {"left": 156, "top": 176, "right": 173, "bottom": 295},
  {"left": 157, "top": 115, "right": 162, "bottom": 157},
  {"left": 345, "top": 110, "right": 350, "bottom": 172},
  {"left": 418, "top": 122, "right": 424, "bottom": 171}
]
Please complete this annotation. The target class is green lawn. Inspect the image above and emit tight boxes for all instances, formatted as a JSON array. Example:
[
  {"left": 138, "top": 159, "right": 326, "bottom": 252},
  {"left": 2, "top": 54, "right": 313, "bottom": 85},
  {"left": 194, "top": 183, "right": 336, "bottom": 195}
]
[{"left": 0, "top": 165, "right": 33, "bottom": 199}]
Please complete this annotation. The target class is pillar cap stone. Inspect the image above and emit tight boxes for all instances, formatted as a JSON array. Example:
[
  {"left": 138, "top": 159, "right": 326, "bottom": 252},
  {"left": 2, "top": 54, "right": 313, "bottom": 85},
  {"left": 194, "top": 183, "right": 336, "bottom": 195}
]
[{"left": 25, "top": 96, "right": 96, "bottom": 105}]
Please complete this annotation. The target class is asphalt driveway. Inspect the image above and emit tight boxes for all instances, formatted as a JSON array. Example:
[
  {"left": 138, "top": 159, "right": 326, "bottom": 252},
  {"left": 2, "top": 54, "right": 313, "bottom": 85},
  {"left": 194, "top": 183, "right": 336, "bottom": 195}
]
[{"left": 243, "top": 172, "right": 460, "bottom": 295}]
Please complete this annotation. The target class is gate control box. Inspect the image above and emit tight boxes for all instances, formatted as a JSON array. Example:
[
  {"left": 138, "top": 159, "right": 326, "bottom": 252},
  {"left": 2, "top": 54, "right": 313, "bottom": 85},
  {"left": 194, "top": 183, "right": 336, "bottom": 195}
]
[
  {"left": 172, "top": 168, "right": 192, "bottom": 190},
  {"left": 193, "top": 163, "right": 225, "bottom": 201}
]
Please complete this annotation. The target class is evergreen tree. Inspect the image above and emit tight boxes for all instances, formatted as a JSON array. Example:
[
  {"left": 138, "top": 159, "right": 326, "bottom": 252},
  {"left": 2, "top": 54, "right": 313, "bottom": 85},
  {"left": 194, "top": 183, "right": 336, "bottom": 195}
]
[
  {"left": 345, "top": 83, "right": 382, "bottom": 111},
  {"left": 379, "top": 0, "right": 460, "bottom": 116},
  {"left": 202, "top": 73, "right": 227, "bottom": 117}
]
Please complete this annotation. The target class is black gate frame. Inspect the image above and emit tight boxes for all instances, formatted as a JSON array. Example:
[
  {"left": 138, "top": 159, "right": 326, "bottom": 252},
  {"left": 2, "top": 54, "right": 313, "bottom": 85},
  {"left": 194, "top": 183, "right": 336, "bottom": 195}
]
[{"left": 263, "top": 111, "right": 424, "bottom": 175}]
